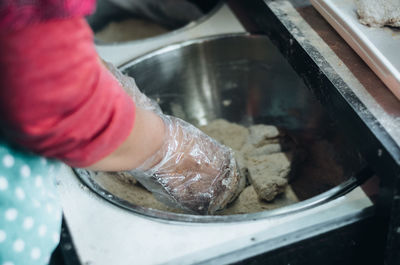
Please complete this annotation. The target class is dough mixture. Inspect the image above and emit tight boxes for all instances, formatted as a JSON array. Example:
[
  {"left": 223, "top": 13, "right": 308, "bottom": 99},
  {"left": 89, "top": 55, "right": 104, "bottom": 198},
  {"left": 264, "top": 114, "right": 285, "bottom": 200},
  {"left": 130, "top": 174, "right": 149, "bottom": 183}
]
[
  {"left": 95, "top": 18, "right": 169, "bottom": 43},
  {"left": 93, "top": 119, "right": 303, "bottom": 215},
  {"left": 356, "top": 0, "right": 400, "bottom": 28},
  {"left": 200, "top": 120, "right": 303, "bottom": 204}
]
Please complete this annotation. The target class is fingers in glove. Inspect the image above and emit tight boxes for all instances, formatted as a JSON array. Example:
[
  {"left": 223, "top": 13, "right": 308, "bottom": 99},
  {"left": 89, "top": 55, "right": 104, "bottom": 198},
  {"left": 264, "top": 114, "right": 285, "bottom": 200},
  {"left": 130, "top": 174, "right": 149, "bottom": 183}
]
[{"left": 128, "top": 115, "right": 242, "bottom": 214}]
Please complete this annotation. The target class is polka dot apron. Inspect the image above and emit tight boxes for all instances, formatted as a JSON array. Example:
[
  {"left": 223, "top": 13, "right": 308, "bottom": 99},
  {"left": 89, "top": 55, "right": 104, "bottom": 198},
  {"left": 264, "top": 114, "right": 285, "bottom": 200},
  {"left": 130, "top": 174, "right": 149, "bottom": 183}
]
[{"left": 0, "top": 139, "right": 62, "bottom": 265}]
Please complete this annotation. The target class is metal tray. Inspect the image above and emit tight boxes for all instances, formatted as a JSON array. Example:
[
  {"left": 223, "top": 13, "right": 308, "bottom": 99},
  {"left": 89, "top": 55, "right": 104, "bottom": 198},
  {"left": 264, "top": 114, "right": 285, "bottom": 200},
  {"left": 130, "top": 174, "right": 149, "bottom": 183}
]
[{"left": 311, "top": 0, "right": 400, "bottom": 100}]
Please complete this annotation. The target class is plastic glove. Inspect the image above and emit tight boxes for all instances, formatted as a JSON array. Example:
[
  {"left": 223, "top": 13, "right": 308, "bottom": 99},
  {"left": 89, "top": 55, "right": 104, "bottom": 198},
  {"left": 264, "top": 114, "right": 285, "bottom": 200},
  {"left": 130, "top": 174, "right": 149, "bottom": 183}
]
[
  {"left": 105, "top": 62, "right": 244, "bottom": 214},
  {"left": 131, "top": 115, "right": 244, "bottom": 214},
  {"left": 103, "top": 61, "right": 162, "bottom": 114},
  {"left": 106, "top": 0, "right": 204, "bottom": 28}
]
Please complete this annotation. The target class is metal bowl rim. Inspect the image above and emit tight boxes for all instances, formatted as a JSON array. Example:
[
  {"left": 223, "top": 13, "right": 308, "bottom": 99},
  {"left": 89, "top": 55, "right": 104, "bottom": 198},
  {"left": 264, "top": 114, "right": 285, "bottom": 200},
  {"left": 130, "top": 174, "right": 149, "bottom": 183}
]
[{"left": 74, "top": 168, "right": 363, "bottom": 224}]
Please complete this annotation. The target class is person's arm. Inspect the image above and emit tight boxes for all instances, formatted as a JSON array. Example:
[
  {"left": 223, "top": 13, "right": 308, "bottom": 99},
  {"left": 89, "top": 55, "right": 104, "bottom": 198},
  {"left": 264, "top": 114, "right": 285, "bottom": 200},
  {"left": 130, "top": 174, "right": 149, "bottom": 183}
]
[
  {"left": 0, "top": 17, "right": 164, "bottom": 170},
  {"left": 0, "top": 15, "right": 243, "bottom": 214},
  {"left": 88, "top": 107, "right": 165, "bottom": 171}
]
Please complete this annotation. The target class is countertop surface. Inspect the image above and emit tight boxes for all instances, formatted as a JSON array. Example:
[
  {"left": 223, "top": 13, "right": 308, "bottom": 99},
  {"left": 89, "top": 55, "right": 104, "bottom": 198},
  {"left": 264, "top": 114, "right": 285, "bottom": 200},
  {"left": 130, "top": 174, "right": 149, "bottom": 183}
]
[
  {"left": 265, "top": 0, "right": 400, "bottom": 153},
  {"left": 58, "top": 165, "right": 371, "bottom": 265}
]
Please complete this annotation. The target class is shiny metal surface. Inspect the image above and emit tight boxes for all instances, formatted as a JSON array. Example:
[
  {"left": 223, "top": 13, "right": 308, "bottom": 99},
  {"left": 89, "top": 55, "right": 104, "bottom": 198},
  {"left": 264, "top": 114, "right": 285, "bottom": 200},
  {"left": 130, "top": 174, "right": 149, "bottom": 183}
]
[
  {"left": 76, "top": 34, "right": 366, "bottom": 222},
  {"left": 311, "top": 0, "right": 400, "bottom": 101},
  {"left": 122, "top": 34, "right": 326, "bottom": 131},
  {"left": 88, "top": 0, "right": 223, "bottom": 45}
]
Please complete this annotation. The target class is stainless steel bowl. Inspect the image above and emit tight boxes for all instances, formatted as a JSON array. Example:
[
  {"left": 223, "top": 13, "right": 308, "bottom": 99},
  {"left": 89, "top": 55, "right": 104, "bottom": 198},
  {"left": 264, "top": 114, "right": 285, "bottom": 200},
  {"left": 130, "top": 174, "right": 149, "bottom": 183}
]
[
  {"left": 75, "top": 34, "right": 368, "bottom": 222},
  {"left": 88, "top": 0, "right": 222, "bottom": 45}
]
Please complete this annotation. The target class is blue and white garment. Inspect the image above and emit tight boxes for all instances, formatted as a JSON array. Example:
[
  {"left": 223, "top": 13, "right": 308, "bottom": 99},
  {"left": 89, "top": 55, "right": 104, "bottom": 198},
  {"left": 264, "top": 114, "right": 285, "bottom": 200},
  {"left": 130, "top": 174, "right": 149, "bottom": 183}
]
[{"left": 0, "top": 139, "right": 62, "bottom": 265}]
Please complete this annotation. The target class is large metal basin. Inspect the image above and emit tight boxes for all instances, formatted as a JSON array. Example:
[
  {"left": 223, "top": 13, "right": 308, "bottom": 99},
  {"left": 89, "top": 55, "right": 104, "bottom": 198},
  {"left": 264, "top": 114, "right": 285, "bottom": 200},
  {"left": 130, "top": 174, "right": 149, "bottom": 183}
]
[
  {"left": 76, "top": 34, "right": 367, "bottom": 222},
  {"left": 88, "top": 0, "right": 222, "bottom": 45}
]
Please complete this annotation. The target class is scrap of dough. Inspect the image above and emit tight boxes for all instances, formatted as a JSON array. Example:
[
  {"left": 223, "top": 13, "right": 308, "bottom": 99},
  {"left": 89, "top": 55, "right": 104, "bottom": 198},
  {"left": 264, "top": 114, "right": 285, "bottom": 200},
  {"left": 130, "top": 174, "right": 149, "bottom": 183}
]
[
  {"left": 201, "top": 120, "right": 297, "bottom": 203},
  {"left": 94, "top": 171, "right": 181, "bottom": 213},
  {"left": 220, "top": 185, "right": 298, "bottom": 215},
  {"left": 103, "top": 171, "right": 137, "bottom": 185},
  {"left": 241, "top": 142, "right": 284, "bottom": 158},
  {"left": 247, "top": 152, "right": 293, "bottom": 201},
  {"left": 247, "top": 152, "right": 293, "bottom": 179},
  {"left": 251, "top": 175, "right": 287, "bottom": 202},
  {"left": 200, "top": 119, "right": 249, "bottom": 151},
  {"left": 247, "top": 124, "right": 281, "bottom": 147},
  {"left": 356, "top": 0, "right": 400, "bottom": 28}
]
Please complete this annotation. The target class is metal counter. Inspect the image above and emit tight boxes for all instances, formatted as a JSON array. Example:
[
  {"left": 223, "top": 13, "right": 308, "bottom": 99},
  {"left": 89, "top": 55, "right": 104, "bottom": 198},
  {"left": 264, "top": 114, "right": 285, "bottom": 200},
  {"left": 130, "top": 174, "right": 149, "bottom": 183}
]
[{"left": 227, "top": 0, "right": 400, "bottom": 264}]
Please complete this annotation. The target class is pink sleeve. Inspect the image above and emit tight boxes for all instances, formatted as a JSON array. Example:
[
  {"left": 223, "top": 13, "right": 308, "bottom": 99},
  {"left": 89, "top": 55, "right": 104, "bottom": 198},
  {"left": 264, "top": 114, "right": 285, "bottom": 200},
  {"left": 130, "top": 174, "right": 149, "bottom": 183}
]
[
  {"left": 0, "top": 18, "right": 136, "bottom": 167},
  {"left": 0, "top": 0, "right": 96, "bottom": 32}
]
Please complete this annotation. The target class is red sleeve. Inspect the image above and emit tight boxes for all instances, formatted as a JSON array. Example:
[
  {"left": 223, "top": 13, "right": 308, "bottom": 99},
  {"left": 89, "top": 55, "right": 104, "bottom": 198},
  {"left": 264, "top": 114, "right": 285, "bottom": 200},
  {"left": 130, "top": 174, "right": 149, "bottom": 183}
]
[
  {"left": 0, "top": 18, "right": 136, "bottom": 168},
  {"left": 0, "top": 0, "right": 96, "bottom": 32}
]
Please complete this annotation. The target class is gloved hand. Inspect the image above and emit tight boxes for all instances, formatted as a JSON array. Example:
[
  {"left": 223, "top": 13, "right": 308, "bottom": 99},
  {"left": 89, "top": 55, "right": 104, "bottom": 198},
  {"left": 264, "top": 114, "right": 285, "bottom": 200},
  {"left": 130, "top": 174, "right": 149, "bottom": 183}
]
[
  {"left": 106, "top": 0, "right": 204, "bottom": 28},
  {"left": 104, "top": 62, "right": 245, "bottom": 214}
]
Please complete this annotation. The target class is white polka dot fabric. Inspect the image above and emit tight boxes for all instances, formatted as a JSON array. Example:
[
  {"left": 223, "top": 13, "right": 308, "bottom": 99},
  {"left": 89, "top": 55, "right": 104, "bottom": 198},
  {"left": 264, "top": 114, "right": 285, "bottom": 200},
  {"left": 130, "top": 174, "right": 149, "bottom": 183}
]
[{"left": 0, "top": 140, "right": 62, "bottom": 265}]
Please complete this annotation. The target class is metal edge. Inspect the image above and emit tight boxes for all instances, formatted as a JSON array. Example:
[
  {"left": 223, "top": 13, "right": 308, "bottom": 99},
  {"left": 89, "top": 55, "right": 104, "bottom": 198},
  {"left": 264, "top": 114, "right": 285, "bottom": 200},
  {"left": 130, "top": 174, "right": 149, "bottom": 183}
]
[
  {"left": 118, "top": 32, "right": 252, "bottom": 69},
  {"left": 73, "top": 166, "right": 372, "bottom": 224},
  {"left": 167, "top": 206, "right": 376, "bottom": 264},
  {"left": 258, "top": 0, "right": 400, "bottom": 163}
]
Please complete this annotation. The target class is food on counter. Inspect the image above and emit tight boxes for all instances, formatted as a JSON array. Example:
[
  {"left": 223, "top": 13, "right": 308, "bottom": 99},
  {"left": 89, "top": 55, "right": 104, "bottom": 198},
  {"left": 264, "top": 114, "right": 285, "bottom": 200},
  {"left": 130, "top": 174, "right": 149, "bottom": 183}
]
[
  {"left": 247, "top": 124, "right": 280, "bottom": 146},
  {"left": 95, "top": 18, "right": 169, "bottom": 43},
  {"left": 106, "top": 171, "right": 137, "bottom": 185},
  {"left": 95, "top": 119, "right": 303, "bottom": 215},
  {"left": 220, "top": 185, "right": 299, "bottom": 215},
  {"left": 247, "top": 152, "right": 292, "bottom": 201},
  {"left": 199, "top": 119, "right": 249, "bottom": 151},
  {"left": 200, "top": 120, "right": 302, "bottom": 203},
  {"left": 356, "top": 0, "right": 400, "bottom": 28},
  {"left": 89, "top": 118, "right": 351, "bottom": 215},
  {"left": 93, "top": 171, "right": 182, "bottom": 212}
]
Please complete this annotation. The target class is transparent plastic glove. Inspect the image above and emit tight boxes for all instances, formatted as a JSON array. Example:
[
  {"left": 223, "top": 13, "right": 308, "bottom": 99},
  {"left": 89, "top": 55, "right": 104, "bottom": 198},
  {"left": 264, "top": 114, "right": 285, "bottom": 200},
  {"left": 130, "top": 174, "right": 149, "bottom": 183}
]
[
  {"left": 106, "top": 0, "right": 204, "bottom": 28},
  {"left": 130, "top": 115, "right": 243, "bottom": 214},
  {"left": 103, "top": 61, "right": 162, "bottom": 114},
  {"left": 104, "top": 61, "right": 244, "bottom": 214}
]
